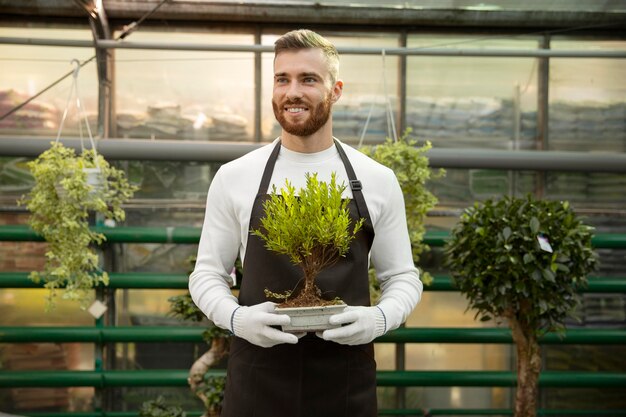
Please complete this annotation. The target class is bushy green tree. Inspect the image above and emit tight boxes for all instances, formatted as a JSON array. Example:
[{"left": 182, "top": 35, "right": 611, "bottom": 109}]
[
  {"left": 445, "top": 195, "right": 598, "bottom": 417},
  {"left": 360, "top": 128, "right": 442, "bottom": 285},
  {"left": 253, "top": 172, "right": 364, "bottom": 307}
]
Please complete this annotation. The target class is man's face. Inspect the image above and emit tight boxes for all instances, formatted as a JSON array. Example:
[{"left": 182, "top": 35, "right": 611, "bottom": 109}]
[{"left": 272, "top": 48, "right": 342, "bottom": 137}]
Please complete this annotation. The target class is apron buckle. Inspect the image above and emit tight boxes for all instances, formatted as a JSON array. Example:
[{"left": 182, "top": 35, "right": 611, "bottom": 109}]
[{"left": 350, "top": 180, "right": 362, "bottom": 191}]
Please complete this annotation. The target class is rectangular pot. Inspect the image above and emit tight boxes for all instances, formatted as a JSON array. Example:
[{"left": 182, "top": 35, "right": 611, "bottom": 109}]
[{"left": 275, "top": 304, "right": 347, "bottom": 333}]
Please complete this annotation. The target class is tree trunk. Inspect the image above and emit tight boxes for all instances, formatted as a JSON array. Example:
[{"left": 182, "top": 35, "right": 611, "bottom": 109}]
[
  {"left": 188, "top": 337, "right": 228, "bottom": 406},
  {"left": 509, "top": 316, "right": 542, "bottom": 417}
]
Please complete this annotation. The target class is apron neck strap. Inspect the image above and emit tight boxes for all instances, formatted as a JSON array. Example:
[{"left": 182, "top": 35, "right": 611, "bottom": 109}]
[
  {"left": 257, "top": 139, "right": 373, "bottom": 227},
  {"left": 333, "top": 139, "right": 372, "bottom": 223},
  {"left": 258, "top": 140, "right": 282, "bottom": 194}
]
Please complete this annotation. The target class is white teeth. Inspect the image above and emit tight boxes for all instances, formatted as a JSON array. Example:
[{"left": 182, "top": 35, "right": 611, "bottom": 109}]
[{"left": 286, "top": 108, "right": 305, "bottom": 113}]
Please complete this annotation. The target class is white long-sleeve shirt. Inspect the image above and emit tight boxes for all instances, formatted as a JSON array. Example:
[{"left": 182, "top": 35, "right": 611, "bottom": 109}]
[{"left": 189, "top": 139, "right": 422, "bottom": 336}]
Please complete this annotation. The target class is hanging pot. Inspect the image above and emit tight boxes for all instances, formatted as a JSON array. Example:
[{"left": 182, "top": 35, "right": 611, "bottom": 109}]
[
  {"left": 54, "top": 181, "right": 68, "bottom": 199},
  {"left": 54, "top": 167, "right": 105, "bottom": 200},
  {"left": 83, "top": 167, "right": 105, "bottom": 196}
]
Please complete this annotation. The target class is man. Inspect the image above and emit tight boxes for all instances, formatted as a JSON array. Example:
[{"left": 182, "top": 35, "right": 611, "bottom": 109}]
[{"left": 189, "top": 29, "right": 422, "bottom": 417}]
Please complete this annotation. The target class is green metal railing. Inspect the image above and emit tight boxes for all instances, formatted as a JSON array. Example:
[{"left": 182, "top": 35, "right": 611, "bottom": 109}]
[
  {"left": 1, "top": 369, "right": 625, "bottom": 388},
  {"left": 1, "top": 326, "right": 625, "bottom": 345},
  {"left": 1, "top": 225, "right": 625, "bottom": 248},
  {"left": 1, "top": 224, "right": 625, "bottom": 416},
  {"left": 12, "top": 407, "right": 626, "bottom": 416},
  {"left": 1, "top": 272, "right": 624, "bottom": 292}
]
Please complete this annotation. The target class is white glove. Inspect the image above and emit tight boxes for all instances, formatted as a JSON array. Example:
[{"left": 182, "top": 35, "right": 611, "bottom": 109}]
[
  {"left": 319, "top": 305, "right": 387, "bottom": 346},
  {"left": 231, "top": 301, "right": 299, "bottom": 348}
]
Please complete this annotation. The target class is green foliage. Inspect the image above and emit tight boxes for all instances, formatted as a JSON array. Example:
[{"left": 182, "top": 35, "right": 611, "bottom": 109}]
[
  {"left": 139, "top": 396, "right": 186, "bottom": 417},
  {"left": 253, "top": 172, "right": 363, "bottom": 268},
  {"left": 168, "top": 293, "right": 206, "bottom": 323},
  {"left": 445, "top": 195, "right": 598, "bottom": 336},
  {"left": 197, "top": 375, "right": 226, "bottom": 415},
  {"left": 252, "top": 172, "right": 364, "bottom": 304},
  {"left": 19, "top": 142, "right": 137, "bottom": 309},
  {"left": 360, "top": 128, "right": 443, "bottom": 284},
  {"left": 200, "top": 326, "right": 232, "bottom": 346}
]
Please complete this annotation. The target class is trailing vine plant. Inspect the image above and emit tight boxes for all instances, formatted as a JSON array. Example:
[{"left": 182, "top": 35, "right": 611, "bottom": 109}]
[
  {"left": 19, "top": 142, "right": 137, "bottom": 309},
  {"left": 360, "top": 128, "right": 443, "bottom": 285}
]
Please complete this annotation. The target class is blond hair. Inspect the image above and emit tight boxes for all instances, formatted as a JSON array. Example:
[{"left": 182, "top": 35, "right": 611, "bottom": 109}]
[{"left": 274, "top": 29, "right": 339, "bottom": 84}]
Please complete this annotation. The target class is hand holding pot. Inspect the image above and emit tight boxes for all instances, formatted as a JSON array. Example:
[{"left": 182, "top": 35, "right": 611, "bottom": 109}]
[
  {"left": 232, "top": 301, "right": 299, "bottom": 348},
  {"left": 319, "top": 305, "right": 387, "bottom": 345}
]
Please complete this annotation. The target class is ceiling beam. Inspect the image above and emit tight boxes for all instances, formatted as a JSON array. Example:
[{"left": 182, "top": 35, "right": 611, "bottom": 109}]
[{"left": 0, "top": 0, "right": 625, "bottom": 30}]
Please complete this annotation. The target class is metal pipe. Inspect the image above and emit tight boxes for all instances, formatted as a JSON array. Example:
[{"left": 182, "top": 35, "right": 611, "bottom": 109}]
[
  {"left": 376, "top": 371, "right": 626, "bottom": 387},
  {"left": 254, "top": 28, "right": 262, "bottom": 142},
  {"left": 2, "top": 137, "right": 626, "bottom": 172},
  {"left": 12, "top": 409, "right": 626, "bottom": 417},
  {"left": 2, "top": 37, "right": 626, "bottom": 58},
  {"left": 1, "top": 369, "right": 623, "bottom": 388},
  {"left": 1, "top": 225, "right": 624, "bottom": 248},
  {"left": 0, "top": 326, "right": 624, "bottom": 344},
  {"left": 0, "top": 272, "right": 621, "bottom": 292}
]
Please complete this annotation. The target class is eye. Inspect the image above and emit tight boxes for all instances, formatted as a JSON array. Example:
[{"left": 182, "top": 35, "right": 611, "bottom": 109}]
[
  {"left": 275, "top": 77, "right": 288, "bottom": 84},
  {"left": 303, "top": 77, "right": 316, "bottom": 83}
]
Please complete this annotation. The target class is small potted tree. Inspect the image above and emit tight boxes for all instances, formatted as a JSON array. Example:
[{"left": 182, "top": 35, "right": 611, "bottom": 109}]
[
  {"left": 252, "top": 172, "right": 364, "bottom": 332},
  {"left": 19, "top": 142, "right": 137, "bottom": 308},
  {"left": 444, "top": 195, "right": 598, "bottom": 417},
  {"left": 360, "top": 128, "right": 443, "bottom": 285},
  {"left": 169, "top": 292, "right": 229, "bottom": 417}
]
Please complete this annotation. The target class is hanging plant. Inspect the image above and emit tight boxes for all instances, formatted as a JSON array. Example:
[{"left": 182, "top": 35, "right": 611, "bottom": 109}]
[
  {"left": 17, "top": 59, "right": 138, "bottom": 309},
  {"left": 360, "top": 128, "right": 444, "bottom": 285},
  {"left": 19, "top": 141, "right": 137, "bottom": 308}
]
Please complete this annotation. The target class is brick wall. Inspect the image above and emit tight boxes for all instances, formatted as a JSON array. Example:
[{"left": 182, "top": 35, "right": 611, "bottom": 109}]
[{"left": 0, "top": 212, "right": 46, "bottom": 272}]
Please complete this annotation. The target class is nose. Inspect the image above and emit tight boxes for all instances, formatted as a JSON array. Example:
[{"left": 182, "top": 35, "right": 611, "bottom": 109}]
[{"left": 286, "top": 80, "right": 303, "bottom": 101}]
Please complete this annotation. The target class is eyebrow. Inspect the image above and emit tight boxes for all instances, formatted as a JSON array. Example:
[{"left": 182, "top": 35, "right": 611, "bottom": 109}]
[{"left": 274, "top": 71, "right": 322, "bottom": 79}]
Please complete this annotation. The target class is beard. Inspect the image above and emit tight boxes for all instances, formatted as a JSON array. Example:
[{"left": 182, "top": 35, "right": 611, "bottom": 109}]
[{"left": 272, "top": 93, "right": 332, "bottom": 137}]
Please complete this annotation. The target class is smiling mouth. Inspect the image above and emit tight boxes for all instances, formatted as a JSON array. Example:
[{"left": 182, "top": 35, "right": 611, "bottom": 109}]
[{"left": 285, "top": 107, "right": 308, "bottom": 114}]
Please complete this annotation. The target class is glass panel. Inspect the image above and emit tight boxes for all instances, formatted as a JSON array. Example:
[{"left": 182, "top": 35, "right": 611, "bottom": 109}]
[
  {"left": 549, "top": 40, "right": 626, "bottom": 153},
  {"left": 378, "top": 387, "right": 512, "bottom": 412},
  {"left": 407, "top": 35, "right": 538, "bottom": 149},
  {"left": 0, "top": 27, "right": 97, "bottom": 138},
  {"left": 427, "top": 168, "right": 538, "bottom": 207},
  {"left": 262, "top": 31, "right": 400, "bottom": 145},
  {"left": 0, "top": 156, "right": 33, "bottom": 203},
  {"left": 114, "top": 30, "right": 254, "bottom": 141}
]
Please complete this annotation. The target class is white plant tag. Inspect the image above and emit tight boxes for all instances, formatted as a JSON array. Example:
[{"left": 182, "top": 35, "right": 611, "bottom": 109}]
[
  {"left": 88, "top": 300, "right": 108, "bottom": 319},
  {"left": 537, "top": 235, "right": 553, "bottom": 253}
]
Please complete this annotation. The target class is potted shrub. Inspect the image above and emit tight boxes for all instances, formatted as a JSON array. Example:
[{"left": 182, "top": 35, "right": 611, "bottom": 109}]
[
  {"left": 19, "top": 142, "right": 137, "bottom": 309},
  {"left": 444, "top": 195, "right": 598, "bottom": 417},
  {"left": 360, "top": 128, "right": 443, "bottom": 285},
  {"left": 139, "top": 395, "right": 186, "bottom": 417},
  {"left": 169, "top": 290, "right": 230, "bottom": 417},
  {"left": 252, "top": 172, "right": 364, "bottom": 332}
]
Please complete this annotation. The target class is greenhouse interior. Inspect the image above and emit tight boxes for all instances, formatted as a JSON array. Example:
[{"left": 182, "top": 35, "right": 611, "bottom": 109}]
[{"left": 0, "top": 0, "right": 625, "bottom": 416}]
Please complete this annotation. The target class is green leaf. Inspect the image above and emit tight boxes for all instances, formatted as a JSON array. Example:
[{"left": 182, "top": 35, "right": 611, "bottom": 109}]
[
  {"left": 530, "top": 217, "right": 540, "bottom": 234},
  {"left": 542, "top": 268, "right": 556, "bottom": 283}
]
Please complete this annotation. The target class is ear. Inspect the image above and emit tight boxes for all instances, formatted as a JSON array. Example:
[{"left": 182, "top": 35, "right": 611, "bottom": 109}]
[{"left": 330, "top": 80, "right": 343, "bottom": 104}]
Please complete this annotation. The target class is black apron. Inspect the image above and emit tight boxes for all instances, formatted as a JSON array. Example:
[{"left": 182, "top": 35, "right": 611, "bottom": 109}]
[{"left": 221, "top": 140, "right": 377, "bottom": 417}]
